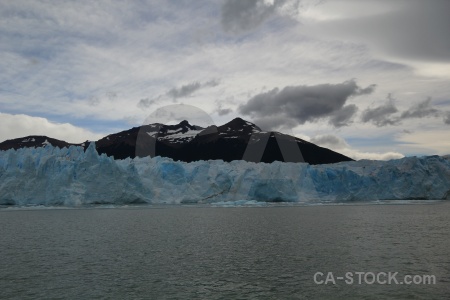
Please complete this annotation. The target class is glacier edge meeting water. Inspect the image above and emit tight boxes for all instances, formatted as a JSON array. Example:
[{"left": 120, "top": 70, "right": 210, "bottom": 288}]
[{"left": 0, "top": 143, "right": 449, "bottom": 206}]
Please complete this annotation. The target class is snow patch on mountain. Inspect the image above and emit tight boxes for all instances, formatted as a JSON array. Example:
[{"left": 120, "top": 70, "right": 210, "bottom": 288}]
[{"left": 159, "top": 129, "right": 203, "bottom": 141}]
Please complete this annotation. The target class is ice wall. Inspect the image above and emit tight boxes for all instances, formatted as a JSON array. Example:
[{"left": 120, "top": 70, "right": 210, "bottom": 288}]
[{"left": 0, "top": 144, "right": 449, "bottom": 206}]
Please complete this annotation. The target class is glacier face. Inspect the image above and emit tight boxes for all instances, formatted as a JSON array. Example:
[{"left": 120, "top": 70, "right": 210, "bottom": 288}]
[{"left": 0, "top": 143, "right": 449, "bottom": 206}]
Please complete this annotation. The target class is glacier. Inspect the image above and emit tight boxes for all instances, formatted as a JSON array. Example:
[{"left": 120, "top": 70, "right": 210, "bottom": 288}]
[{"left": 0, "top": 143, "right": 449, "bottom": 206}]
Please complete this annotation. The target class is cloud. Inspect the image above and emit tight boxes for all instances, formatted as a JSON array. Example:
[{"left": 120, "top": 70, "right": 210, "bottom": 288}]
[
  {"left": 220, "top": 0, "right": 317, "bottom": 34},
  {"left": 0, "top": 1, "right": 226, "bottom": 122},
  {"left": 310, "top": 134, "right": 404, "bottom": 161},
  {"left": 251, "top": 115, "right": 298, "bottom": 131},
  {"left": 137, "top": 97, "right": 159, "bottom": 109},
  {"left": 205, "top": 79, "right": 220, "bottom": 87},
  {"left": 397, "top": 129, "right": 450, "bottom": 155},
  {"left": 328, "top": 104, "right": 358, "bottom": 127},
  {"left": 137, "top": 79, "right": 220, "bottom": 109},
  {"left": 354, "top": 84, "right": 377, "bottom": 96},
  {"left": 88, "top": 96, "right": 100, "bottom": 107},
  {"left": 221, "top": 0, "right": 279, "bottom": 33},
  {"left": 239, "top": 80, "right": 374, "bottom": 129},
  {"left": 302, "top": 1, "right": 450, "bottom": 64},
  {"left": 361, "top": 95, "right": 399, "bottom": 127},
  {"left": 362, "top": 96, "right": 446, "bottom": 127},
  {"left": 0, "top": 113, "right": 104, "bottom": 143},
  {"left": 217, "top": 108, "right": 232, "bottom": 116},
  {"left": 445, "top": 112, "right": 450, "bottom": 125},
  {"left": 167, "top": 82, "right": 202, "bottom": 99},
  {"left": 399, "top": 97, "right": 439, "bottom": 119},
  {"left": 168, "top": 80, "right": 219, "bottom": 99},
  {"left": 310, "top": 134, "right": 349, "bottom": 150}
]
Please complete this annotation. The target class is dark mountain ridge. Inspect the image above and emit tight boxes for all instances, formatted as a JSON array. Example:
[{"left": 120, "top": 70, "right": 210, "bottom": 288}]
[{"left": 0, "top": 118, "right": 353, "bottom": 164}]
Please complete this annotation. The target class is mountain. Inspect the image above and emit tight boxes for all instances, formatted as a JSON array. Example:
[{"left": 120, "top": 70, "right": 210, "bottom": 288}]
[
  {"left": 0, "top": 135, "right": 78, "bottom": 151},
  {"left": 0, "top": 118, "right": 353, "bottom": 164}
]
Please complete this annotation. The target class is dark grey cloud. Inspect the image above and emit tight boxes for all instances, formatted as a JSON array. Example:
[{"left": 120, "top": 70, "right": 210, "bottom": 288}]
[
  {"left": 361, "top": 96, "right": 399, "bottom": 127},
  {"left": 167, "top": 80, "right": 220, "bottom": 100},
  {"left": 217, "top": 108, "right": 232, "bottom": 116},
  {"left": 221, "top": 0, "right": 283, "bottom": 33},
  {"left": 445, "top": 112, "right": 450, "bottom": 125},
  {"left": 137, "top": 79, "right": 220, "bottom": 109},
  {"left": 362, "top": 96, "right": 447, "bottom": 127},
  {"left": 205, "top": 79, "right": 220, "bottom": 87},
  {"left": 239, "top": 80, "right": 374, "bottom": 129},
  {"left": 329, "top": 104, "right": 358, "bottom": 127},
  {"left": 167, "top": 82, "right": 201, "bottom": 99},
  {"left": 316, "top": 1, "right": 450, "bottom": 63},
  {"left": 253, "top": 115, "right": 297, "bottom": 131},
  {"left": 137, "top": 97, "right": 158, "bottom": 109},
  {"left": 400, "top": 97, "right": 439, "bottom": 119},
  {"left": 354, "top": 84, "right": 377, "bottom": 96}
]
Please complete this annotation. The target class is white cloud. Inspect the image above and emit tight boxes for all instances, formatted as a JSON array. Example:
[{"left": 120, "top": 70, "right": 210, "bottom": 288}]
[
  {"left": 396, "top": 130, "right": 450, "bottom": 156},
  {"left": 300, "top": 0, "right": 396, "bottom": 22},
  {"left": 0, "top": 113, "right": 104, "bottom": 143},
  {"left": 342, "top": 150, "right": 404, "bottom": 161},
  {"left": 310, "top": 134, "right": 404, "bottom": 161}
]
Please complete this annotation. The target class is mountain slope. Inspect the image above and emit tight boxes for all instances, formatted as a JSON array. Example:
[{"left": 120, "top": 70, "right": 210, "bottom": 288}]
[
  {"left": 0, "top": 135, "right": 79, "bottom": 151},
  {"left": 0, "top": 118, "right": 353, "bottom": 164}
]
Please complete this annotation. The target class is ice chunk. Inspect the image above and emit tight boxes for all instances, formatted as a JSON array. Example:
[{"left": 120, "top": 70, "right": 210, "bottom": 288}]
[{"left": 0, "top": 145, "right": 449, "bottom": 206}]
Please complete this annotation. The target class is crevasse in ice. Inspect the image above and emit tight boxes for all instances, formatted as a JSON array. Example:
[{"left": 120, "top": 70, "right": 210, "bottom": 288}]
[{"left": 0, "top": 143, "right": 449, "bottom": 205}]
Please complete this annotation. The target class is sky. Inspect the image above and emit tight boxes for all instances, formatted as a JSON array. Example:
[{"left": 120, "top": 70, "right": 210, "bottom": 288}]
[{"left": 1, "top": 0, "right": 449, "bottom": 160}]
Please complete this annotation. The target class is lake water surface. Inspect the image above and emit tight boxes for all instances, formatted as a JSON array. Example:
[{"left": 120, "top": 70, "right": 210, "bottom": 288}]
[{"left": 1, "top": 202, "right": 449, "bottom": 299}]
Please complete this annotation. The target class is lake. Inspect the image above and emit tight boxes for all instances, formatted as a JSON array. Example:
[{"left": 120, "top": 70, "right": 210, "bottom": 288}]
[{"left": 1, "top": 202, "right": 449, "bottom": 299}]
